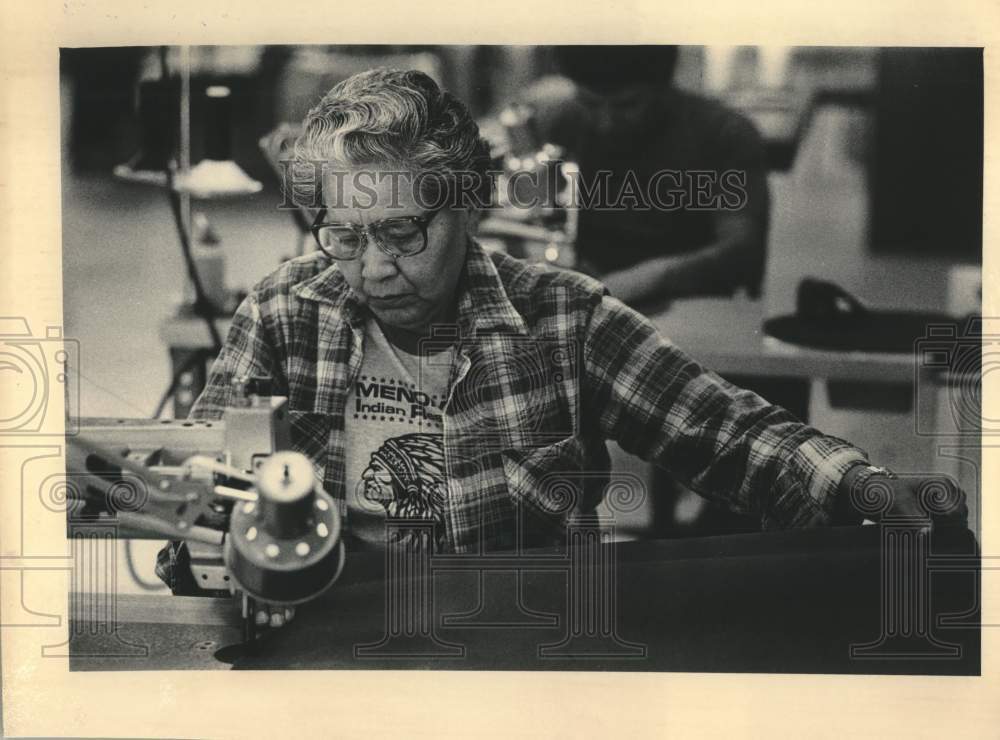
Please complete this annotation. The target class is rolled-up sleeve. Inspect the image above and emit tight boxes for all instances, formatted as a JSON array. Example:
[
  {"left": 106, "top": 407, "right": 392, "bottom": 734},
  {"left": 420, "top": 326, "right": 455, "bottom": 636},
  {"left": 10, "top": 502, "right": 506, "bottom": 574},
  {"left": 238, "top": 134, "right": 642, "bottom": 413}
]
[{"left": 583, "top": 295, "right": 868, "bottom": 528}]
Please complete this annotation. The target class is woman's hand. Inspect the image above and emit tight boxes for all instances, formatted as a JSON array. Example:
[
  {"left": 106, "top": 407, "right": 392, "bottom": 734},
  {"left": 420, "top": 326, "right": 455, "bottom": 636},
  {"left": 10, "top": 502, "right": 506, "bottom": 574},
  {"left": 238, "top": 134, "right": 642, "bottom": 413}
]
[{"left": 838, "top": 465, "right": 969, "bottom": 529}]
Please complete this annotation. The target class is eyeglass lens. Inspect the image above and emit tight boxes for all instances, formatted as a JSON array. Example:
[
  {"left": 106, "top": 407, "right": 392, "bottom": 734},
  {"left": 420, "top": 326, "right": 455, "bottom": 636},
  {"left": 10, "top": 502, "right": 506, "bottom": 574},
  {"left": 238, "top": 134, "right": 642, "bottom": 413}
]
[{"left": 315, "top": 218, "right": 425, "bottom": 258}]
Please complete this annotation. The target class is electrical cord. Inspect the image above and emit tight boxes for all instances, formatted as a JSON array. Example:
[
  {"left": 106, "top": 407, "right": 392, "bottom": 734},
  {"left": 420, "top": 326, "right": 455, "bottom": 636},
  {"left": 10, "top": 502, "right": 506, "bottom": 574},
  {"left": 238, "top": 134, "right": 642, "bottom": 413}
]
[{"left": 165, "top": 169, "right": 224, "bottom": 351}]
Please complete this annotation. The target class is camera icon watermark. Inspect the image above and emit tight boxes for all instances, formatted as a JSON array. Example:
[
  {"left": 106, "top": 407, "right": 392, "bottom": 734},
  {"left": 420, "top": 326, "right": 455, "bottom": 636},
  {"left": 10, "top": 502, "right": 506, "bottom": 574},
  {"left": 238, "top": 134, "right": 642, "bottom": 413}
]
[
  {"left": 0, "top": 317, "right": 79, "bottom": 435},
  {"left": 914, "top": 316, "right": 992, "bottom": 438}
]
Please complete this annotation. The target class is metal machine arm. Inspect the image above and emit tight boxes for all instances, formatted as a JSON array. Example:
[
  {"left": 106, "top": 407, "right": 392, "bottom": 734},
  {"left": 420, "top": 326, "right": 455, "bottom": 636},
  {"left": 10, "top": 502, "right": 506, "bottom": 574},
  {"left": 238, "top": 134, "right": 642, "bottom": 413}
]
[{"left": 66, "top": 387, "right": 346, "bottom": 619}]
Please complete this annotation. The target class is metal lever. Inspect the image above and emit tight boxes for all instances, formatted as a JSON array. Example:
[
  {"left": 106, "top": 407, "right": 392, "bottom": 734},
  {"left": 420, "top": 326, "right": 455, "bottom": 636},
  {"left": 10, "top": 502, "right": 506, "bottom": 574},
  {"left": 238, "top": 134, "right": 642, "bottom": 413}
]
[{"left": 66, "top": 434, "right": 222, "bottom": 544}]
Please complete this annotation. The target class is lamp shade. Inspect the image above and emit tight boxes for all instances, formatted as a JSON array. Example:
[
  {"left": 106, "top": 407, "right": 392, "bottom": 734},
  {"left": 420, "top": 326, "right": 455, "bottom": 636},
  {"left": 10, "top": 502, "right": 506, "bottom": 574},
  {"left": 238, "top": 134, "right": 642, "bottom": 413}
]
[{"left": 174, "top": 85, "right": 262, "bottom": 199}]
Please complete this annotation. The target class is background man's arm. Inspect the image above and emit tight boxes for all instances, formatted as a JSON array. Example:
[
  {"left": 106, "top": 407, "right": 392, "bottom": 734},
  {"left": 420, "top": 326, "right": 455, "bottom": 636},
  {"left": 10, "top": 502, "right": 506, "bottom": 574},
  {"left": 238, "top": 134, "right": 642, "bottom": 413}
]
[
  {"left": 601, "top": 111, "right": 770, "bottom": 304},
  {"left": 600, "top": 207, "right": 765, "bottom": 303}
]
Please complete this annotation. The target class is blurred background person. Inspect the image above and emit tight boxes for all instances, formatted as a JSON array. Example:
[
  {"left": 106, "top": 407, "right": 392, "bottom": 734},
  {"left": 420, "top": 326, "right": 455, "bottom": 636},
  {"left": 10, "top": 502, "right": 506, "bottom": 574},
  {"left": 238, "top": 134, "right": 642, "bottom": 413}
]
[
  {"left": 492, "top": 45, "right": 773, "bottom": 534},
  {"left": 503, "top": 45, "right": 770, "bottom": 308}
]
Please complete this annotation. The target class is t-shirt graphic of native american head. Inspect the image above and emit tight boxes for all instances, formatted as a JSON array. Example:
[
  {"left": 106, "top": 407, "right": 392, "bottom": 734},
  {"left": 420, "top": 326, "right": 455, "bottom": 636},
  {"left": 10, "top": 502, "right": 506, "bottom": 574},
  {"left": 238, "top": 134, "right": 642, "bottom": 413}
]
[{"left": 357, "top": 433, "right": 446, "bottom": 547}]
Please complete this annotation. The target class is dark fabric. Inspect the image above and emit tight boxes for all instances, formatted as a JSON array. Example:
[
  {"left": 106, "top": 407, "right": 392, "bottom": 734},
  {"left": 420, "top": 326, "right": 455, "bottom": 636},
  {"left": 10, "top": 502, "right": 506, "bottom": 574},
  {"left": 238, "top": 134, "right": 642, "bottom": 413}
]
[{"left": 230, "top": 527, "right": 980, "bottom": 674}]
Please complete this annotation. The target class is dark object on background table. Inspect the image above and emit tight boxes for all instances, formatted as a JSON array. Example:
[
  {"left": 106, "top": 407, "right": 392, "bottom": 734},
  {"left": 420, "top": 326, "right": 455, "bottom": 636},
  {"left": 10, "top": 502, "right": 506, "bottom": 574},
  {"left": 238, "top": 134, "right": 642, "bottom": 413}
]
[{"left": 763, "top": 277, "right": 955, "bottom": 353}]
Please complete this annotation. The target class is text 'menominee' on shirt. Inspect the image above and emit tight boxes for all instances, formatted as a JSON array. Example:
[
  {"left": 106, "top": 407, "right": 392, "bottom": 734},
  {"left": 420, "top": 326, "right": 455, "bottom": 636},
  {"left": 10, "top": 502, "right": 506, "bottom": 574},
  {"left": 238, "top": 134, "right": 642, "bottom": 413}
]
[{"left": 343, "top": 316, "right": 455, "bottom": 548}]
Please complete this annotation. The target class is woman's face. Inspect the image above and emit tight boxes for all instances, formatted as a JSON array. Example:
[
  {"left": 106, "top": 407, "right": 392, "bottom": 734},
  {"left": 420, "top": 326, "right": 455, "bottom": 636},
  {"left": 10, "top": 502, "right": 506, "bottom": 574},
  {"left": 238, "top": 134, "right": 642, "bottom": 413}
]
[{"left": 321, "top": 166, "right": 471, "bottom": 332}]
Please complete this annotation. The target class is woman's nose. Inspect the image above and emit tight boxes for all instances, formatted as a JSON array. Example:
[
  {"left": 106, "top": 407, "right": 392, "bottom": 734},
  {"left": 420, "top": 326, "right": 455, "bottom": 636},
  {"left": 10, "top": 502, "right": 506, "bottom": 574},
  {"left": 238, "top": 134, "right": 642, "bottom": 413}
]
[{"left": 360, "top": 238, "right": 399, "bottom": 281}]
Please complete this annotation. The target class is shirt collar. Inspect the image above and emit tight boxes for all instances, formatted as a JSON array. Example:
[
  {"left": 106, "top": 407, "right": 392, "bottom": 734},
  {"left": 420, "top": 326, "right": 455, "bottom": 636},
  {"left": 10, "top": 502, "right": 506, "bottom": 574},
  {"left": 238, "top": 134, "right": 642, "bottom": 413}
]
[
  {"left": 291, "top": 240, "right": 528, "bottom": 337},
  {"left": 292, "top": 259, "right": 366, "bottom": 331},
  {"left": 455, "top": 240, "right": 529, "bottom": 337}
]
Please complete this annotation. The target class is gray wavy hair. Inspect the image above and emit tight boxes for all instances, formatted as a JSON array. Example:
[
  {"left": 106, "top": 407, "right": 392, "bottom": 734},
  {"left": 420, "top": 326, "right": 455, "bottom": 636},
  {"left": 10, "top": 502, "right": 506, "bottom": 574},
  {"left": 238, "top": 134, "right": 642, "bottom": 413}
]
[{"left": 291, "top": 68, "right": 493, "bottom": 210}]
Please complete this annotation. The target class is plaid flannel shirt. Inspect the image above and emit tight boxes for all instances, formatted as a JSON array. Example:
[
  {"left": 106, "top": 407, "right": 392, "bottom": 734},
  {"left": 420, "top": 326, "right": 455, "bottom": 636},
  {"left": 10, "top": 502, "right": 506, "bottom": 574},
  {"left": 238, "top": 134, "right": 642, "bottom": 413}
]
[{"left": 191, "top": 240, "right": 868, "bottom": 553}]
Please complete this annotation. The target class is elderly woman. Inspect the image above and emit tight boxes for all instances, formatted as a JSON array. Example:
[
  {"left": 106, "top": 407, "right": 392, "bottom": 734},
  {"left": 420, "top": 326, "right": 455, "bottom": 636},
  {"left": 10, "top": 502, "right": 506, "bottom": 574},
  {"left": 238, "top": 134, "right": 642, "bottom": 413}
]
[{"left": 160, "top": 69, "right": 964, "bottom": 620}]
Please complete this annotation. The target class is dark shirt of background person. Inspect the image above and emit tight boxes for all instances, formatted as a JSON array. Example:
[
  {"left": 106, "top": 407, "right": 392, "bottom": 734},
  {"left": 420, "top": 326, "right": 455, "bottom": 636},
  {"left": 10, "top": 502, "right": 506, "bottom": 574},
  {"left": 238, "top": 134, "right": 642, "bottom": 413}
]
[{"left": 521, "top": 45, "right": 770, "bottom": 304}]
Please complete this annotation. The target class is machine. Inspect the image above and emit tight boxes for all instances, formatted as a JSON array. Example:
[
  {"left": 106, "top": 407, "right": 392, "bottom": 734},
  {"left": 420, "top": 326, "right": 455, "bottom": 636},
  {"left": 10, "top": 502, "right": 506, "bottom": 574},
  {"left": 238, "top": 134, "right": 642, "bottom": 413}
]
[{"left": 65, "top": 377, "right": 346, "bottom": 644}]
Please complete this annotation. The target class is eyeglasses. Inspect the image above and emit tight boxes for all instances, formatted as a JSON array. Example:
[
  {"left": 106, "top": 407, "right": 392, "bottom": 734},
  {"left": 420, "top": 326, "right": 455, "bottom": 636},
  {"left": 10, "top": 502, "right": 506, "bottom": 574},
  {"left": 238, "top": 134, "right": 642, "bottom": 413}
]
[{"left": 309, "top": 209, "right": 440, "bottom": 261}]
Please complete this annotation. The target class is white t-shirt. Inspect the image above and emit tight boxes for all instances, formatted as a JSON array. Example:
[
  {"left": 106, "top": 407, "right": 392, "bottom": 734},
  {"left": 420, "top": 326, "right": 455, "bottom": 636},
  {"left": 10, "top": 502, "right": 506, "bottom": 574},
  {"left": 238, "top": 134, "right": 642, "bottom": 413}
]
[{"left": 343, "top": 316, "right": 454, "bottom": 548}]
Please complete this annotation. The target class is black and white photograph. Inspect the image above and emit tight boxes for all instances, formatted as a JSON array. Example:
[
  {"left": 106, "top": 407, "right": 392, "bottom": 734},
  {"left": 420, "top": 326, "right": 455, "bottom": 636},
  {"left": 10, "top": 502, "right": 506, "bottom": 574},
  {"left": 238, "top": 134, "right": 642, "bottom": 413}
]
[
  {"left": 1, "top": 2, "right": 997, "bottom": 736},
  {"left": 51, "top": 41, "right": 983, "bottom": 671}
]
